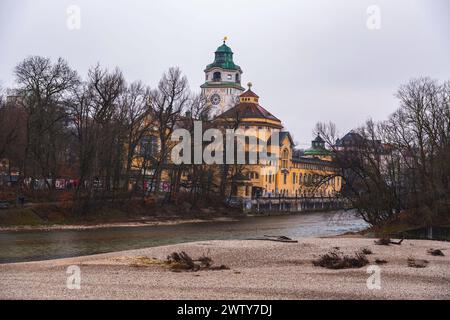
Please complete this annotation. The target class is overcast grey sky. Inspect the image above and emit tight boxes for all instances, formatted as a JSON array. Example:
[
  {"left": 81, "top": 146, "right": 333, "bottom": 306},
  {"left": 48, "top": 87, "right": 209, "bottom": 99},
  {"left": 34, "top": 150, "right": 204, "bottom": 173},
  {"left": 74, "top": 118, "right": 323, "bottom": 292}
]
[{"left": 1, "top": 0, "right": 449, "bottom": 147}]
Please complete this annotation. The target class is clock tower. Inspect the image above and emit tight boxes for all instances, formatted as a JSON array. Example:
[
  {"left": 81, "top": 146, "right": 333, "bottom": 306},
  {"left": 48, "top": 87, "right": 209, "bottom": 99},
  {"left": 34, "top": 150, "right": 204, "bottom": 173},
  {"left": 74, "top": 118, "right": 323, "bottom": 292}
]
[{"left": 201, "top": 38, "right": 245, "bottom": 117}]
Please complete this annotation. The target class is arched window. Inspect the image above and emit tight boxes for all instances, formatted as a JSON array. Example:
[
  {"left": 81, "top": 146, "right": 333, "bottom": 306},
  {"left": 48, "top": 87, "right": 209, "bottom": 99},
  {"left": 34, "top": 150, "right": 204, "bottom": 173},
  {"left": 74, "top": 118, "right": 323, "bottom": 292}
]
[
  {"left": 235, "top": 73, "right": 240, "bottom": 83},
  {"left": 213, "top": 72, "right": 221, "bottom": 81},
  {"left": 282, "top": 149, "right": 289, "bottom": 168}
]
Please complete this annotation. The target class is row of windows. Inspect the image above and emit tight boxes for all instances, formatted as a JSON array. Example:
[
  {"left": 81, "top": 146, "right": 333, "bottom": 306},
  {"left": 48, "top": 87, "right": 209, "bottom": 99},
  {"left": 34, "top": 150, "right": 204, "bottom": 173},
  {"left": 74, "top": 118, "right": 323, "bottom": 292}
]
[
  {"left": 206, "top": 72, "right": 240, "bottom": 83},
  {"left": 292, "top": 162, "right": 333, "bottom": 171},
  {"left": 262, "top": 172, "right": 338, "bottom": 186},
  {"left": 243, "top": 126, "right": 266, "bottom": 131},
  {"left": 276, "top": 189, "right": 336, "bottom": 197},
  {"left": 292, "top": 172, "right": 337, "bottom": 186},
  {"left": 248, "top": 172, "right": 259, "bottom": 180}
]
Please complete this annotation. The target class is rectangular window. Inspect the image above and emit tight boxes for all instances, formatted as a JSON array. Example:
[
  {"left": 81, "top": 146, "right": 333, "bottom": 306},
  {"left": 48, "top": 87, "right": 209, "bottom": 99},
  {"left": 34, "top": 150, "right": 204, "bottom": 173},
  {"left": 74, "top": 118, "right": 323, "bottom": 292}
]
[{"left": 140, "top": 136, "right": 157, "bottom": 157}]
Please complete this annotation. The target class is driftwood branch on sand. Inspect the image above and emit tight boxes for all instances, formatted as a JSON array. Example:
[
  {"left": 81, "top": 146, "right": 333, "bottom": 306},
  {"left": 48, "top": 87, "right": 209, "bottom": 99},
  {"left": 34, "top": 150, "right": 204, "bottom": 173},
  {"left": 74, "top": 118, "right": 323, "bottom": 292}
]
[
  {"left": 246, "top": 235, "right": 298, "bottom": 243},
  {"left": 166, "top": 251, "right": 229, "bottom": 271},
  {"left": 374, "top": 238, "right": 404, "bottom": 246}
]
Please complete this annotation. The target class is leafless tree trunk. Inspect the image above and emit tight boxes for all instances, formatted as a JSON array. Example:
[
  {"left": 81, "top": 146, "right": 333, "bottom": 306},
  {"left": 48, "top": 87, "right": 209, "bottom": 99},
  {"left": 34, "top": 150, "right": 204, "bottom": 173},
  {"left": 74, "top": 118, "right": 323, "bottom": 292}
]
[
  {"left": 315, "top": 78, "right": 450, "bottom": 226},
  {"left": 149, "top": 67, "right": 189, "bottom": 195},
  {"left": 14, "top": 56, "right": 79, "bottom": 198}
]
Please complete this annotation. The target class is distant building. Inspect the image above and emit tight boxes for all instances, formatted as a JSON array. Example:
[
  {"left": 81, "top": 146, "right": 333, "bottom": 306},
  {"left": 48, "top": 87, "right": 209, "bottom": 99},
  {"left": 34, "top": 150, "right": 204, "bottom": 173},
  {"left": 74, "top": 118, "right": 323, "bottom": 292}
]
[
  {"left": 5, "top": 95, "right": 24, "bottom": 107},
  {"left": 303, "top": 135, "right": 333, "bottom": 161}
]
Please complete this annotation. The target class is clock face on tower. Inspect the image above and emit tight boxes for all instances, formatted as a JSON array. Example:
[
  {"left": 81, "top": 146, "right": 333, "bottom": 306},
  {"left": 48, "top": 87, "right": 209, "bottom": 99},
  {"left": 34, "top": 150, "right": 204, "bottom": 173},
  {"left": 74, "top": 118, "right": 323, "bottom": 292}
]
[{"left": 210, "top": 93, "right": 221, "bottom": 105}]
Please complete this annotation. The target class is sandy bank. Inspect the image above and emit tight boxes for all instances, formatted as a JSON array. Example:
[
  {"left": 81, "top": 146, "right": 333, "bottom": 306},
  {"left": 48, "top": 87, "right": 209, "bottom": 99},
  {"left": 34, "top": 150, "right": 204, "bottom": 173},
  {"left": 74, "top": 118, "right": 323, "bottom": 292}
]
[
  {"left": 0, "top": 216, "right": 238, "bottom": 232},
  {"left": 0, "top": 238, "right": 449, "bottom": 299}
]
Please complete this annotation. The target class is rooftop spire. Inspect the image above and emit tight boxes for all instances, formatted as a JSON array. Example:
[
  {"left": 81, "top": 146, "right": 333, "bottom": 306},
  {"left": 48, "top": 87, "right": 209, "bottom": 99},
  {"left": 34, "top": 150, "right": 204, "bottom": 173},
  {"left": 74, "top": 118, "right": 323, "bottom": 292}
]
[
  {"left": 239, "top": 82, "right": 259, "bottom": 103},
  {"left": 205, "top": 38, "right": 241, "bottom": 71}
]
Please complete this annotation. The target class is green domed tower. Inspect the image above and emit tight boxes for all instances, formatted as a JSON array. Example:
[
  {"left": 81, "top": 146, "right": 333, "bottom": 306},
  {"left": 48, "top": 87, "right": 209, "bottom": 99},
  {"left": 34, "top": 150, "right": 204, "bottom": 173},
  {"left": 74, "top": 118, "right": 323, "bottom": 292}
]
[
  {"left": 201, "top": 38, "right": 245, "bottom": 116},
  {"left": 304, "top": 135, "right": 333, "bottom": 160}
]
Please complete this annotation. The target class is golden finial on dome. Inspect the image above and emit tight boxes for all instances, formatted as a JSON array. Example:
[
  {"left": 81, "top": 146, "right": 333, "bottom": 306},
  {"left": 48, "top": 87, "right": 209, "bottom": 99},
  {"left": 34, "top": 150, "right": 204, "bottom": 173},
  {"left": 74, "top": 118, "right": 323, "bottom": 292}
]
[{"left": 223, "top": 36, "right": 228, "bottom": 43}]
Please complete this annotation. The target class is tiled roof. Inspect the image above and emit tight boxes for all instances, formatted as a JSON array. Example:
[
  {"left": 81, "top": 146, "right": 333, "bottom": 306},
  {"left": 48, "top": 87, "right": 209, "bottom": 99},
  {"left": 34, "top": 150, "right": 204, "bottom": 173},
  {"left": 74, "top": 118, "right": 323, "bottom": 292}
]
[
  {"left": 216, "top": 102, "right": 280, "bottom": 122},
  {"left": 240, "top": 89, "right": 259, "bottom": 98},
  {"left": 335, "top": 131, "right": 364, "bottom": 147},
  {"left": 292, "top": 156, "right": 338, "bottom": 167},
  {"left": 313, "top": 135, "right": 325, "bottom": 143},
  {"left": 267, "top": 131, "right": 293, "bottom": 146},
  {"left": 304, "top": 146, "right": 332, "bottom": 156}
]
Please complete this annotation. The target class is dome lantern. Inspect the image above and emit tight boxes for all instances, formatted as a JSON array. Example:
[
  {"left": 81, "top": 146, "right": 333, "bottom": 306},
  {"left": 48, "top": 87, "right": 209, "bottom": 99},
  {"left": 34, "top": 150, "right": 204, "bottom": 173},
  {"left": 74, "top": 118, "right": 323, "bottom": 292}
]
[{"left": 205, "top": 38, "right": 242, "bottom": 72}]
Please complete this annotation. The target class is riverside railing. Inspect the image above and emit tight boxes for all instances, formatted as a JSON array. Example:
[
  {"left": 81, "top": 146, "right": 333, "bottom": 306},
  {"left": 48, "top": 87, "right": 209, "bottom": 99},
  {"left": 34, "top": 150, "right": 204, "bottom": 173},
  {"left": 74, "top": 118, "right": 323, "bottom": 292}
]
[{"left": 246, "top": 196, "right": 348, "bottom": 213}]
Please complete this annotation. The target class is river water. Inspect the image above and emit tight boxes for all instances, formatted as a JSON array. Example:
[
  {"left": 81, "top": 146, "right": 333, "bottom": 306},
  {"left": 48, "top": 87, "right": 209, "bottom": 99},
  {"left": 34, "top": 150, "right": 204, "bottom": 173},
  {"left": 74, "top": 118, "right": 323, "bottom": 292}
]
[{"left": 0, "top": 210, "right": 368, "bottom": 263}]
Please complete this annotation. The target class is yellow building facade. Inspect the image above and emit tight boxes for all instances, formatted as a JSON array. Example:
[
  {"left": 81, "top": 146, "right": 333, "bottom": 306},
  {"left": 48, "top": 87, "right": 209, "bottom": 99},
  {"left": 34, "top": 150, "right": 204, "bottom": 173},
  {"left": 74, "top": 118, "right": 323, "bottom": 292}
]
[
  {"left": 214, "top": 84, "right": 342, "bottom": 199},
  {"left": 132, "top": 40, "right": 342, "bottom": 199}
]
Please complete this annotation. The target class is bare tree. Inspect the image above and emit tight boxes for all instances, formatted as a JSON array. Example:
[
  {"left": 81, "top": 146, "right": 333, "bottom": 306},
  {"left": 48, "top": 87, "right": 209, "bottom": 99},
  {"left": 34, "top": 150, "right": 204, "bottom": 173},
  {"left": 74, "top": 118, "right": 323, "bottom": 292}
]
[
  {"left": 14, "top": 56, "right": 79, "bottom": 194},
  {"left": 87, "top": 64, "right": 125, "bottom": 195},
  {"left": 149, "top": 67, "right": 189, "bottom": 193},
  {"left": 67, "top": 81, "right": 96, "bottom": 212},
  {"left": 0, "top": 97, "right": 27, "bottom": 175},
  {"left": 316, "top": 78, "right": 450, "bottom": 226},
  {"left": 175, "top": 93, "right": 213, "bottom": 206},
  {"left": 116, "top": 81, "right": 152, "bottom": 192}
]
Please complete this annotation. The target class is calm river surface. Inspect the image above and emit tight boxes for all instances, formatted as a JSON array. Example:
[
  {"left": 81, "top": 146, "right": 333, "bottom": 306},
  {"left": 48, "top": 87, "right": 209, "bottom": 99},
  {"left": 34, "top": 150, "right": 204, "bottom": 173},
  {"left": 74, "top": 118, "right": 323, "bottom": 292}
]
[{"left": 0, "top": 210, "right": 367, "bottom": 263}]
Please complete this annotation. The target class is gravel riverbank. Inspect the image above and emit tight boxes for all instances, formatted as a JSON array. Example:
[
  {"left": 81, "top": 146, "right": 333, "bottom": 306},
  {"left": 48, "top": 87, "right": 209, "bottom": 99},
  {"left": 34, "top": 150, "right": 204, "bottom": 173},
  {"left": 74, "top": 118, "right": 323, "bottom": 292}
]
[{"left": 1, "top": 237, "right": 449, "bottom": 299}]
